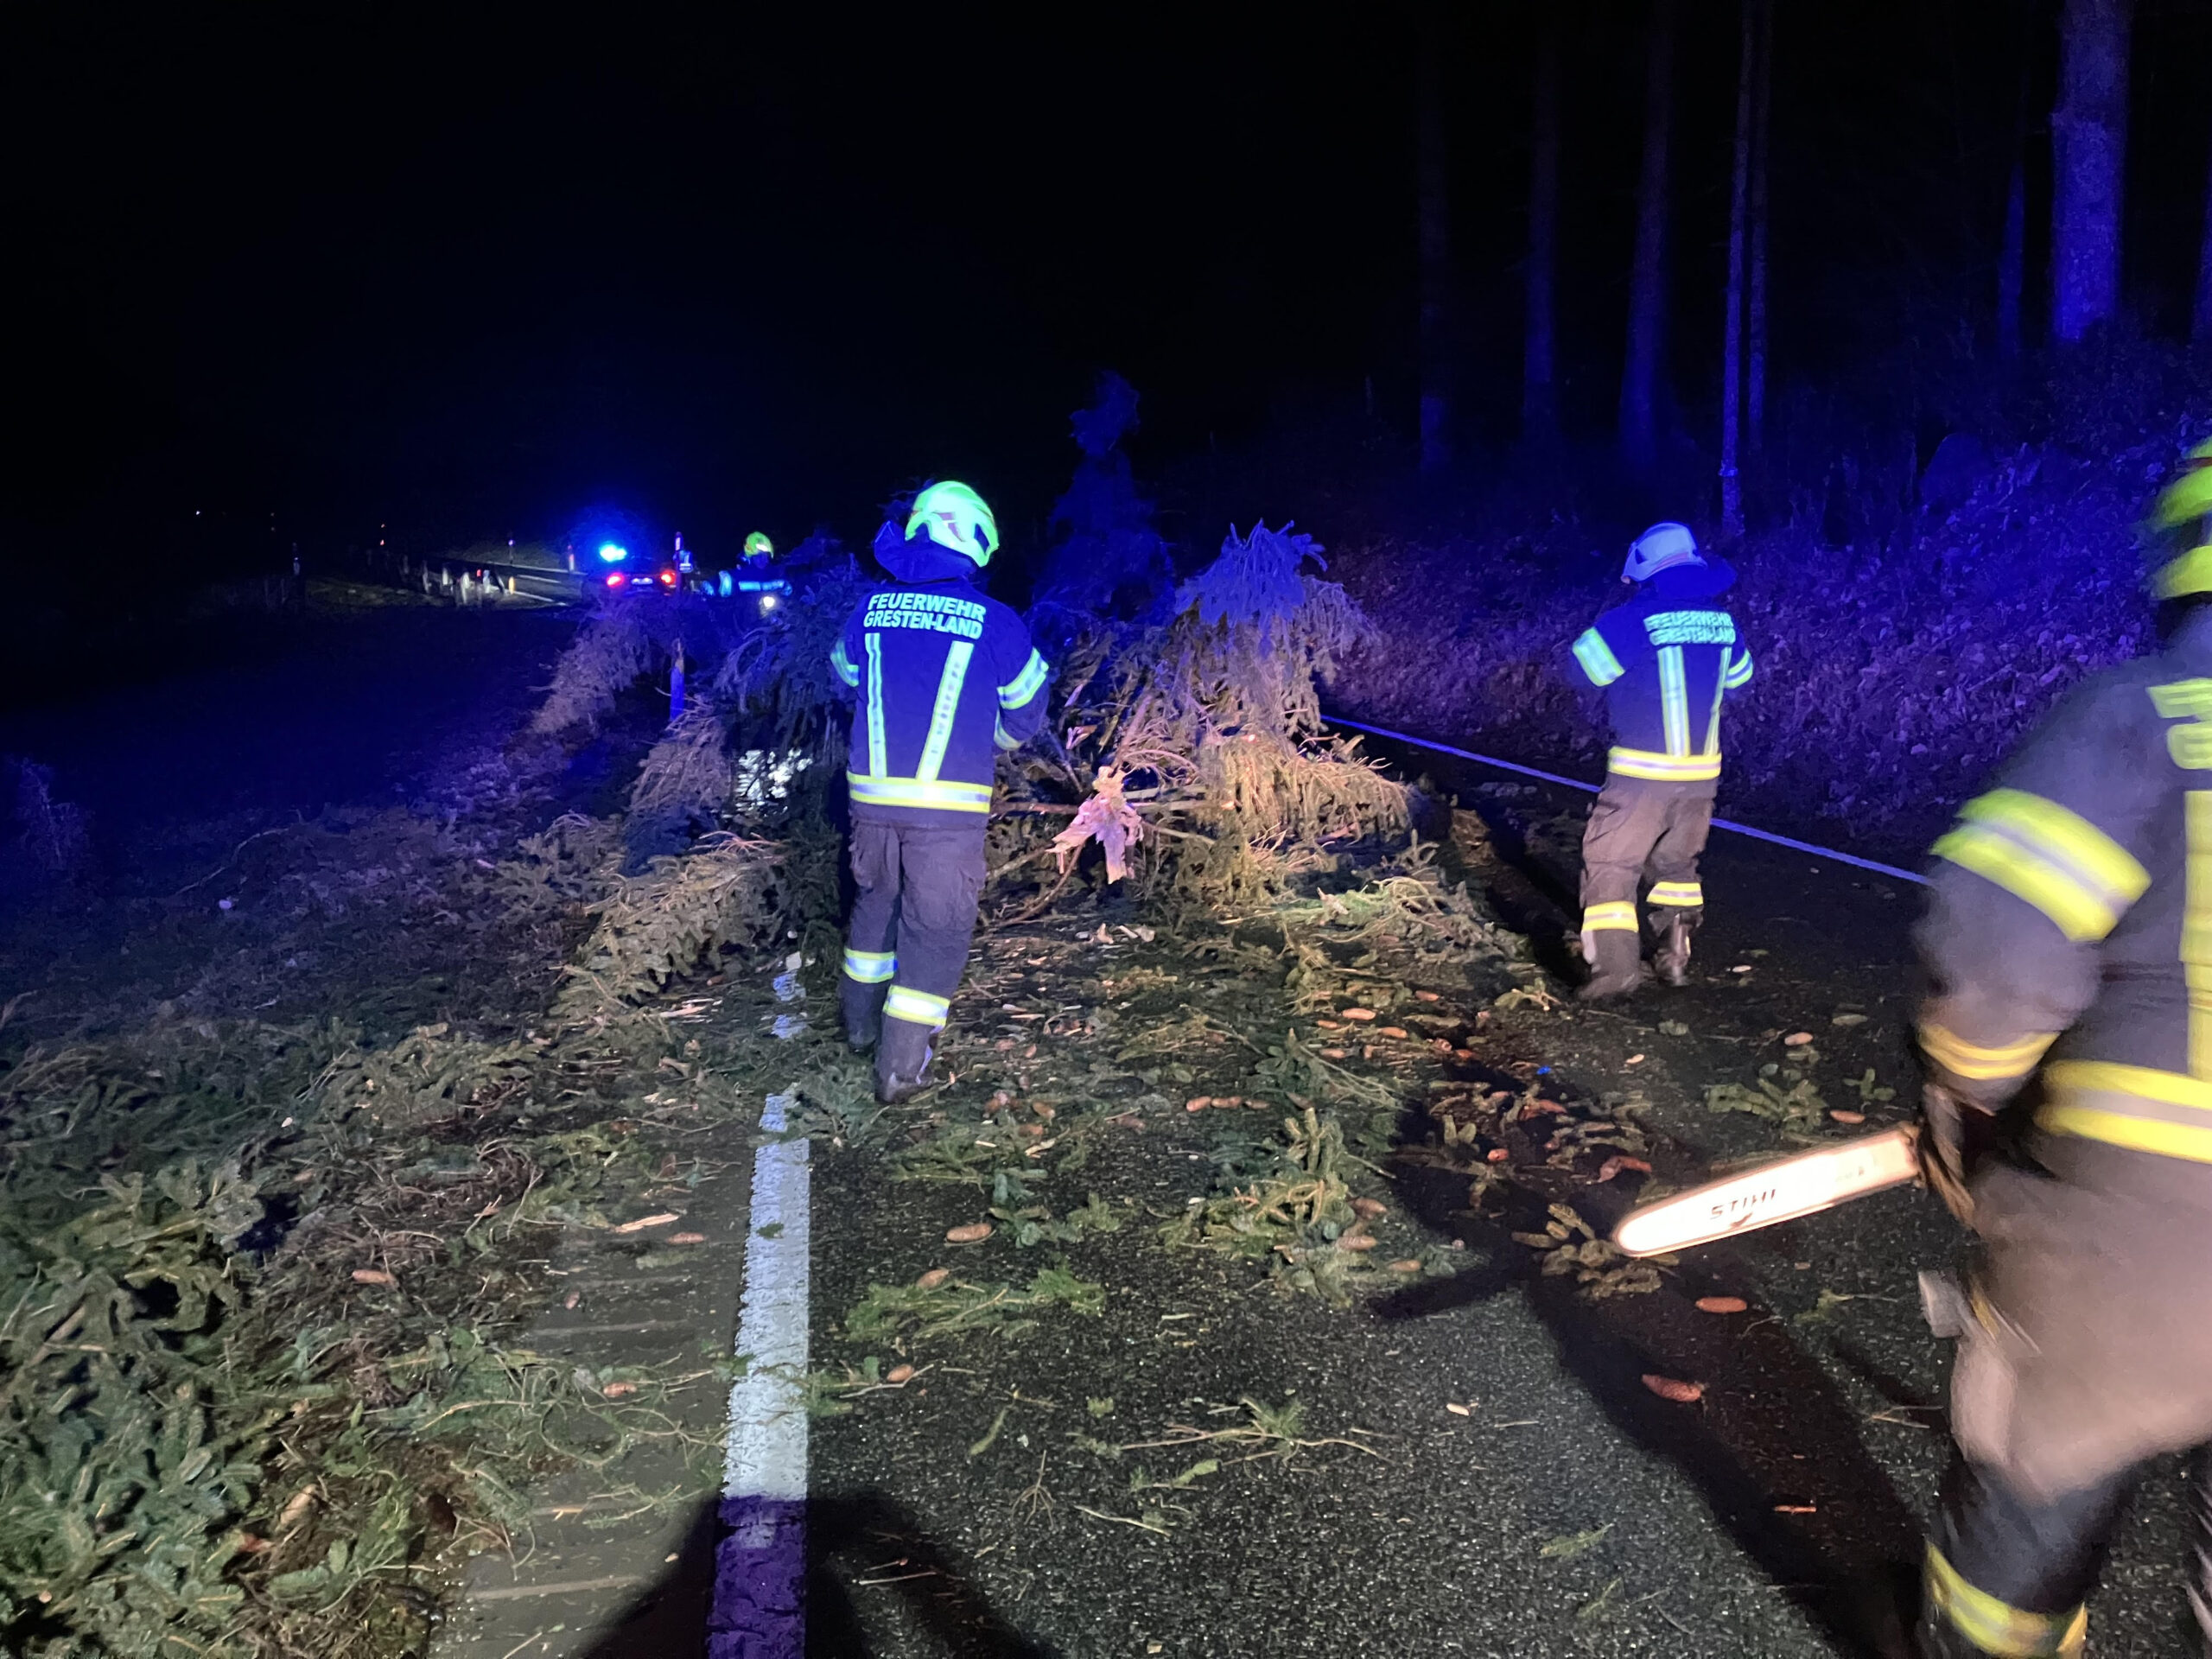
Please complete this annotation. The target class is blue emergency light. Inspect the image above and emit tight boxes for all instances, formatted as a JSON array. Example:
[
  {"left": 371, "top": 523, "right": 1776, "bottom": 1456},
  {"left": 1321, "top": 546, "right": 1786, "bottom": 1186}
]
[{"left": 598, "top": 543, "right": 628, "bottom": 563}]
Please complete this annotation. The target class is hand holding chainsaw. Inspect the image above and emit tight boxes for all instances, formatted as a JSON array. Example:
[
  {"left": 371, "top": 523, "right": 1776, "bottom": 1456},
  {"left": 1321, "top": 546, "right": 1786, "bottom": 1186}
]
[{"left": 1916, "top": 1078, "right": 1999, "bottom": 1228}]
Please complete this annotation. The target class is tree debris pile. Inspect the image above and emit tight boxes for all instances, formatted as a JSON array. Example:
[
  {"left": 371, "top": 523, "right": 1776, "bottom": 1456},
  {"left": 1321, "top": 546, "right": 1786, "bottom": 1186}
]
[
  {"left": 626, "top": 699, "right": 737, "bottom": 837},
  {"left": 0, "top": 997, "right": 736, "bottom": 1658},
  {"left": 0, "top": 666, "right": 830, "bottom": 1657},
  {"left": 556, "top": 832, "right": 793, "bottom": 1014},
  {"left": 537, "top": 518, "right": 1401, "bottom": 922},
  {"left": 1025, "top": 521, "right": 1408, "bottom": 911}
]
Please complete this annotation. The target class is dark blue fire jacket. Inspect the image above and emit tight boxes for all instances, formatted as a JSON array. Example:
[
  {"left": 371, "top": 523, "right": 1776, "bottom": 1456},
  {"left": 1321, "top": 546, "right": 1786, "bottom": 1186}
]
[
  {"left": 830, "top": 577, "right": 1050, "bottom": 827},
  {"left": 1567, "top": 558, "right": 1755, "bottom": 782},
  {"left": 1915, "top": 606, "right": 2212, "bottom": 1177}
]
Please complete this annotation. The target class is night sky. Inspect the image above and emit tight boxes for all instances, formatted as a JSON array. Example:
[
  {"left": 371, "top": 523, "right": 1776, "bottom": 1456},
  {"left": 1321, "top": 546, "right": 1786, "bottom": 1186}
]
[{"left": 9, "top": 3, "right": 2211, "bottom": 588}]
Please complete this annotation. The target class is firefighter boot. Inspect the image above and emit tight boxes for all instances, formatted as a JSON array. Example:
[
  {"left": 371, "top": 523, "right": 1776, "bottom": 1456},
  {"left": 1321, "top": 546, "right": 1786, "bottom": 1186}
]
[
  {"left": 1655, "top": 915, "right": 1695, "bottom": 987},
  {"left": 1577, "top": 926, "right": 1643, "bottom": 1002},
  {"left": 875, "top": 1017, "right": 938, "bottom": 1106},
  {"left": 1914, "top": 1586, "right": 2088, "bottom": 1659},
  {"left": 842, "top": 976, "right": 887, "bottom": 1053}
]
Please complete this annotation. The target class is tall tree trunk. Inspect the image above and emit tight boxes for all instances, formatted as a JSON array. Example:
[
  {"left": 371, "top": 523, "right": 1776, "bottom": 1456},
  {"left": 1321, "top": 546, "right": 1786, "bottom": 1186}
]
[
  {"left": 2050, "top": 0, "right": 2133, "bottom": 343},
  {"left": 1996, "top": 39, "right": 2031, "bottom": 361},
  {"left": 1719, "top": 1, "right": 1753, "bottom": 540},
  {"left": 1522, "top": 12, "right": 1561, "bottom": 448},
  {"left": 1746, "top": 0, "right": 1771, "bottom": 451},
  {"left": 2195, "top": 148, "right": 2212, "bottom": 348},
  {"left": 1619, "top": 0, "right": 1676, "bottom": 471},
  {"left": 1418, "top": 3, "right": 1450, "bottom": 475},
  {"left": 1997, "top": 156, "right": 2027, "bottom": 358}
]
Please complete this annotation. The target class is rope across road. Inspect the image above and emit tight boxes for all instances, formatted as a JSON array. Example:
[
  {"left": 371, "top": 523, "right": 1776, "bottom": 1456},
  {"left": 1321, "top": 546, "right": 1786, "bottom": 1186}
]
[{"left": 1326, "top": 715, "right": 1931, "bottom": 888}]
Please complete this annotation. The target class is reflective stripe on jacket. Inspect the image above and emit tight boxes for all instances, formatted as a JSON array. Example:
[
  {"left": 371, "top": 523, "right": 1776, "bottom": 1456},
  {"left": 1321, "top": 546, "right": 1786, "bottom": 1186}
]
[
  {"left": 831, "top": 577, "right": 1049, "bottom": 827},
  {"left": 1568, "top": 559, "right": 1753, "bottom": 784},
  {"left": 1915, "top": 608, "right": 2212, "bottom": 1173}
]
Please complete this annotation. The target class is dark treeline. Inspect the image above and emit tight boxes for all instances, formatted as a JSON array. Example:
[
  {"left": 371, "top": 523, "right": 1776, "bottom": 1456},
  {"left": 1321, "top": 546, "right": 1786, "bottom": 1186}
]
[
  {"left": 1404, "top": 0, "right": 2212, "bottom": 476},
  {"left": 6, "top": 3, "right": 2212, "bottom": 599}
]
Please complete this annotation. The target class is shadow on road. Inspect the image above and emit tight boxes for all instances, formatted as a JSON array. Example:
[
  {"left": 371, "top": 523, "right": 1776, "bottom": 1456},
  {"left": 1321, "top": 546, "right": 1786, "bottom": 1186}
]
[
  {"left": 1380, "top": 1147, "right": 1922, "bottom": 1658},
  {"left": 575, "top": 1490, "right": 1058, "bottom": 1659}
]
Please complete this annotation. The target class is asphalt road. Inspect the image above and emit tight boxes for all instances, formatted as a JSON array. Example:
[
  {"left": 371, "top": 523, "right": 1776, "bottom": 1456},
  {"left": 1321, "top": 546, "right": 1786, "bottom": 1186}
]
[
  {"left": 798, "top": 761, "right": 2203, "bottom": 1659},
  {"left": 3, "top": 607, "right": 2196, "bottom": 1658}
]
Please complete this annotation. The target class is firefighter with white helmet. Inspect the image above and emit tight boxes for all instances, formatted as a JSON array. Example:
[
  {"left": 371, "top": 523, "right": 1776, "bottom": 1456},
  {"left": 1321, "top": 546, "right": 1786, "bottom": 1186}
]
[
  {"left": 1566, "top": 521, "right": 1755, "bottom": 1000},
  {"left": 830, "top": 481, "right": 1050, "bottom": 1103}
]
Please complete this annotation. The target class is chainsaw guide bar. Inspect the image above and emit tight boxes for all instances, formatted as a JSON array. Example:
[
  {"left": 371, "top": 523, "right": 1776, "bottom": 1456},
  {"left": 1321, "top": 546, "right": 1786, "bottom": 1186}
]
[{"left": 1611, "top": 1126, "right": 1923, "bottom": 1258}]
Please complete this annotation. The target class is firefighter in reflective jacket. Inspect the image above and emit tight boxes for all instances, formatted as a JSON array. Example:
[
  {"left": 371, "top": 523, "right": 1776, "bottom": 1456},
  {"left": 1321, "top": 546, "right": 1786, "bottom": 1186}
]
[
  {"left": 1909, "top": 440, "right": 2212, "bottom": 1657},
  {"left": 1567, "top": 522, "right": 1755, "bottom": 1000},
  {"left": 830, "top": 480, "right": 1050, "bottom": 1103}
]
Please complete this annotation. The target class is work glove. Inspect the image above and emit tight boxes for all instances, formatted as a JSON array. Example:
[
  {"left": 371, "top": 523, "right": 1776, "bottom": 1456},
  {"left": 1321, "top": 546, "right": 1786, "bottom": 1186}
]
[{"left": 1916, "top": 1081, "right": 1994, "bottom": 1228}]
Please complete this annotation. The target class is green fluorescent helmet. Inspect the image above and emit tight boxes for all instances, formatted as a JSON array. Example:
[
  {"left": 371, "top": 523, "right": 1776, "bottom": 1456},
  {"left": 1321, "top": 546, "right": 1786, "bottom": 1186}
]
[
  {"left": 743, "top": 531, "right": 773, "bottom": 557},
  {"left": 905, "top": 480, "right": 998, "bottom": 567},
  {"left": 2151, "top": 439, "right": 2212, "bottom": 600}
]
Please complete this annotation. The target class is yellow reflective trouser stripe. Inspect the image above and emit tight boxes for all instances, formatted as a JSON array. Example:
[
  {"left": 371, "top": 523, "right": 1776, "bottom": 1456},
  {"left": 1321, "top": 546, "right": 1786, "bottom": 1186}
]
[
  {"left": 1572, "top": 627, "right": 1624, "bottom": 686},
  {"left": 1917, "top": 1022, "right": 2056, "bottom": 1081},
  {"left": 842, "top": 948, "right": 896, "bottom": 984},
  {"left": 1924, "top": 1546, "right": 2086, "bottom": 1657},
  {"left": 885, "top": 985, "right": 950, "bottom": 1028},
  {"left": 1608, "top": 747, "right": 1721, "bottom": 781},
  {"left": 2187, "top": 791, "right": 2212, "bottom": 1076},
  {"left": 846, "top": 774, "right": 994, "bottom": 812},
  {"left": 1648, "top": 881, "right": 1703, "bottom": 907},
  {"left": 1582, "top": 901, "right": 1637, "bottom": 932}
]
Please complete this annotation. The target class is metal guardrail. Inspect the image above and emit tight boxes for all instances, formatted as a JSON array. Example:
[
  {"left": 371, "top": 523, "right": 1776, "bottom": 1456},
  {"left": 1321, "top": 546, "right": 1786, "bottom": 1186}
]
[{"left": 1328, "top": 715, "right": 1930, "bottom": 887}]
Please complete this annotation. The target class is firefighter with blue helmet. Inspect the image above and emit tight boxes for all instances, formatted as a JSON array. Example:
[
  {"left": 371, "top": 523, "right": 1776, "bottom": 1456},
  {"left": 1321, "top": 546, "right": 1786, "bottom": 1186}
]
[
  {"left": 830, "top": 480, "right": 1051, "bottom": 1103},
  {"left": 1904, "top": 438, "right": 2212, "bottom": 1656},
  {"left": 1567, "top": 522, "right": 1755, "bottom": 1000}
]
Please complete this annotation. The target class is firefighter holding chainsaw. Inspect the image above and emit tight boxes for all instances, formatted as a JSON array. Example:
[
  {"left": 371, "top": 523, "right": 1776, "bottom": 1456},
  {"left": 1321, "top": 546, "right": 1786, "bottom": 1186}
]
[
  {"left": 1907, "top": 440, "right": 2212, "bottom": 1656},
  {"left": 830, "top": 480, "right": 1050, "bottom": 1104},
  {"left": 1567, "top": 521, "right": 1756, "bottom": 1000}
]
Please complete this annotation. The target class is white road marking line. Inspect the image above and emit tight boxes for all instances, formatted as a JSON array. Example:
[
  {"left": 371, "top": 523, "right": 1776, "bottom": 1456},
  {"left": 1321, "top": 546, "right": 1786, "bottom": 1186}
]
[{"left": 722, "top": 1088, "right": 810, "bottom": 1506}]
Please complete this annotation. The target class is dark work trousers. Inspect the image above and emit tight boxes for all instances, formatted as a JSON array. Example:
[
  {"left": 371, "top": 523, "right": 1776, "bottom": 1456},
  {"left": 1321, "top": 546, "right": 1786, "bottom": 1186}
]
[
  {"left": 1922, "top": 1139, "right": 2212, "bottom": 1656},
  {"left": 1576, "top": 773, "right": 1716, "bottom": 986},
  {"left": 839, "top": 818, "right": 988, "bottom": 1050}
]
